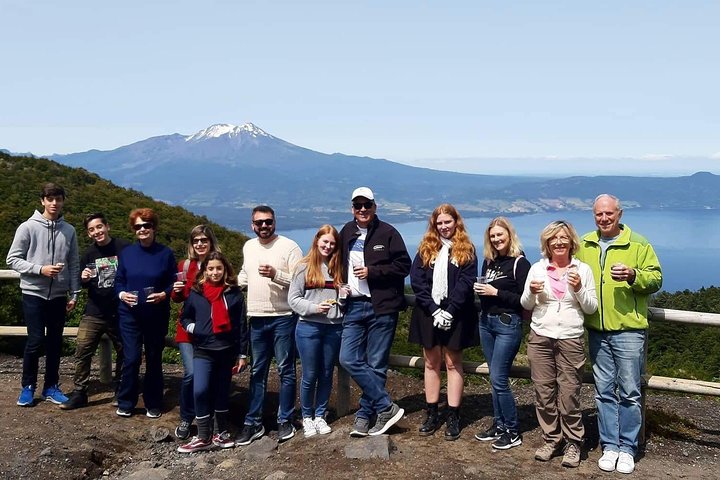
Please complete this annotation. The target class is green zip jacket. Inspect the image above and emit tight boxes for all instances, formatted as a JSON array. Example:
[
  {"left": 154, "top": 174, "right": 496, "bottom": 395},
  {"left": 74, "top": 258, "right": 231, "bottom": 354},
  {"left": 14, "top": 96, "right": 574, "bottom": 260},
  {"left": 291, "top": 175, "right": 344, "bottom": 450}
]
[{"left": 575, "top": 224, "right": 662, "bottom": 332}]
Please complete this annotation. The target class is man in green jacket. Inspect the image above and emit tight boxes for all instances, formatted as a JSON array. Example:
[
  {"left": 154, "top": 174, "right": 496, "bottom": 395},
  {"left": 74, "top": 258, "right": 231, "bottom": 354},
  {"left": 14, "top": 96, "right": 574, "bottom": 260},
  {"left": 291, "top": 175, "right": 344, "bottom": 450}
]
[{"left": 575, "top": 194, "right": 662, "bottom": 475}]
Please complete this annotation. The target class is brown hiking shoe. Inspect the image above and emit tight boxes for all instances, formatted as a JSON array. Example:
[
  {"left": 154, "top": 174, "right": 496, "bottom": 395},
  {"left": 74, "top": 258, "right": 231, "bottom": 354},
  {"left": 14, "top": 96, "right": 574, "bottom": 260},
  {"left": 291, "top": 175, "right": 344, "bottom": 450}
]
[
  {"left": 535, "top": 442, "right": 561, "bottom": 462},
  {"left": 561, "top": 442, "right": 581, "bottom": 468}
]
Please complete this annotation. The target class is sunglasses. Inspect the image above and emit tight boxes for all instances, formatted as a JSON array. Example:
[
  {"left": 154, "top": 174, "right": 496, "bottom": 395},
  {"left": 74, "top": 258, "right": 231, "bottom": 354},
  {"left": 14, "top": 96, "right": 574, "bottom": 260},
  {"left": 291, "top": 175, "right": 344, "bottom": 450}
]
[
  {"left": 132, "top": 222, "right": 154, "bottom": 231},
  {"left": 192, "top": 237, "right": 210, "bottom": 245},
  {"left": 253, "top": 219, "right": 274, "bottom": 227},
  {"left": 353, "top": 201, "right": 374, "bottom": 210}
]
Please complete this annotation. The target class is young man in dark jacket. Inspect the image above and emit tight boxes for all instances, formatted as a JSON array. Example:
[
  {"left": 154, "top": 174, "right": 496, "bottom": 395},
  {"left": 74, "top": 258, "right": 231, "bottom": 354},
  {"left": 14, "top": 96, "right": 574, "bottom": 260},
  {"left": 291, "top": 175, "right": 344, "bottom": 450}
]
[
  {"left": 338, "top": 187, "right": 411, "bottom": 437},
  {"left": 61, "top": 213, "right": 130, "bottom": 410},
  {"left": 7, "top": 183, "right": 80, "bottom": 407}
]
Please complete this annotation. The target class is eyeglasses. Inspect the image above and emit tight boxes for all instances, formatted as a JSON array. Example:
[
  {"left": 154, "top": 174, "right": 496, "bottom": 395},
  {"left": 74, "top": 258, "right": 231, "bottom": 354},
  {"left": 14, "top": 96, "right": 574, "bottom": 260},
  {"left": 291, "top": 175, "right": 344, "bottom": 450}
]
[
  {"left": 132, "top": 222, "right": 153, "bottom": 231},
  {"left": 192, "top": 237, "right": 210, "bottom": 245},
  {"left": 253, "top": 218, "right": 274, "bottom": 227},
  {"left": 353, "top": 201, "right": 374, "bottom": 210},
  {"left": 549, "top": 236, "right": 570, "bottom": 246}
]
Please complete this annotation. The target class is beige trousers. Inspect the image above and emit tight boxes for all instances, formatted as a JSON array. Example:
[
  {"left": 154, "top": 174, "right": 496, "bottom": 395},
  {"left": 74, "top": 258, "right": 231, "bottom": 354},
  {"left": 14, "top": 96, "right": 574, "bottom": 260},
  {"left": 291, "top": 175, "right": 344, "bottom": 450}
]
[{"left": 527, "top": 329, "right": 586, "bottom": 445}]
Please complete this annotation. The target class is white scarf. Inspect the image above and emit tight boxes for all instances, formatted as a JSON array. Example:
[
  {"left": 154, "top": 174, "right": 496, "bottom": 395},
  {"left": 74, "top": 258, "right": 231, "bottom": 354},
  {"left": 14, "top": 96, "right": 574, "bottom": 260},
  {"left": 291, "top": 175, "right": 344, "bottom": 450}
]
[{"left": 431, "top": 238, "right": 453, "bottom": 305}]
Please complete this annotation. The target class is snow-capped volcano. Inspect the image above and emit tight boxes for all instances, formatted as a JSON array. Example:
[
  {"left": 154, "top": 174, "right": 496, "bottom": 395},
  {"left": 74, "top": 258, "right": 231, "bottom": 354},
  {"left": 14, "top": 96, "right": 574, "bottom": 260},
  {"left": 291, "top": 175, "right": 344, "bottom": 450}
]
[
  {"left": 186, "top": 123, "right": 273, "bottom": 143},
  {"left": 50, "top": 121, "right": 527, "bottom": 230}
]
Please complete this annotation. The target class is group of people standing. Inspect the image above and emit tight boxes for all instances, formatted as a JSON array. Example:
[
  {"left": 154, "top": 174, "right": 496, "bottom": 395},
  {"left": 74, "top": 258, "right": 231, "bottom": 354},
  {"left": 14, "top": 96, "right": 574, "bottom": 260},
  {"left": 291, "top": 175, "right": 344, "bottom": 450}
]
[
  {"left": 7, "top": 183, "right": 661, "bottom": 474},
  {"left": 405, "top": 193, "right": 661, "bottom": 475}
]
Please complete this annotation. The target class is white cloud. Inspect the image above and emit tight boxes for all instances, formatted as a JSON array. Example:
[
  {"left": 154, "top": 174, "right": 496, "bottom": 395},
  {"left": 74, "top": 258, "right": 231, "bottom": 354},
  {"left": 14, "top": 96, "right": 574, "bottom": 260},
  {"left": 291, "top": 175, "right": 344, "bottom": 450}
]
[{"left": 640, "top": 154, "right": 674, "bottom": 161}]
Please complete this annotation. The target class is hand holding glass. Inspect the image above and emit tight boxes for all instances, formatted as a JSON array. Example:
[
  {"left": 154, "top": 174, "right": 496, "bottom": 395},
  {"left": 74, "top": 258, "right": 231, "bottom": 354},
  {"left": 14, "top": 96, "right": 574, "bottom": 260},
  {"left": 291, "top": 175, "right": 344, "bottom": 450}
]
[
  {"left": 86, "top": 263, "right": 97, "bottom": 278},
  {"left": 530, "top": 272, "right": 546, "bottom": 294},
  {"left": 126, "top": 291, "right": 139, "bottom": 307},
  {"left": 144, "top": 286, "right": 155, "bottom": 303},
  {"left": 473, "top": 276, "right": 488, "bottom": 295},
  {"left": 610, "top": 262, "right": 626, "bottom": 281}
]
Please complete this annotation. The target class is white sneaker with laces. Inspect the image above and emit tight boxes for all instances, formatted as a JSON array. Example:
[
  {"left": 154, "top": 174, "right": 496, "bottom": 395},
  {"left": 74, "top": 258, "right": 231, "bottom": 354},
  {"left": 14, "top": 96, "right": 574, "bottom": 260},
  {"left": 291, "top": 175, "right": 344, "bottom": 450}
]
[
  {"left": 616, "top": 452, "right": 635, "bottom": 474},
  {"left": 314, "top": 417, "right": 332, "bottom": 435},
  {"left": 598, "top": 449, "right": 620, "bottom": 472},
  {"left": 303, "top": 417, "right": 318, "bottom": 437}
]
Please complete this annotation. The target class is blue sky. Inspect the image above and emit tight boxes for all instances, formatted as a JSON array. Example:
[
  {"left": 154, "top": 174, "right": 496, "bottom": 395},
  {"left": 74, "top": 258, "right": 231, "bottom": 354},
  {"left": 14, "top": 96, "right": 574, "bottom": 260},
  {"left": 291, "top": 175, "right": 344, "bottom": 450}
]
[{"left": 1, "top": 0, "right": 719, "bottom": 174}]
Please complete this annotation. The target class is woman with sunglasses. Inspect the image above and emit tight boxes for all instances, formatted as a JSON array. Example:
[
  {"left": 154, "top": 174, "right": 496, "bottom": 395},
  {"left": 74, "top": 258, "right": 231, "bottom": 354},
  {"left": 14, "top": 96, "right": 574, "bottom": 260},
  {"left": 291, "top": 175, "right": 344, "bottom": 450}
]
[
  {"left": 520, "top": 221, "right": 597, "bottom": 468},
  {"left": 115, "top": 208, "right": 176, "bottom": 418},
  {"left": 170, "top": 225, "right": 222, "bottom": 439}
]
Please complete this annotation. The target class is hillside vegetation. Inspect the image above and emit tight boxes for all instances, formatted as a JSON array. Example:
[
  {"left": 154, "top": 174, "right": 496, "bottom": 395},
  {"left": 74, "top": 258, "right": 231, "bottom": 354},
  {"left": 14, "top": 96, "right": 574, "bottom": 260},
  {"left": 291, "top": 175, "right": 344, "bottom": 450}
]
[
  {"left": 649, "top": 287, "right": 720, "bottom": 381},
  {"left": 0, "top": 151, "right": 249, "bottom": 328}
]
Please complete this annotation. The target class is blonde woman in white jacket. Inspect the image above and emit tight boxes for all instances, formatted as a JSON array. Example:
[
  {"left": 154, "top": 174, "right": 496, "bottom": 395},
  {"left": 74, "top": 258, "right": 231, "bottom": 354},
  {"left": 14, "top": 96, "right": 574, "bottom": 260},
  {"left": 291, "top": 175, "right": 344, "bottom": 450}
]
[{"left": 521, "top": 220, "right": 597, "bottom": 468}]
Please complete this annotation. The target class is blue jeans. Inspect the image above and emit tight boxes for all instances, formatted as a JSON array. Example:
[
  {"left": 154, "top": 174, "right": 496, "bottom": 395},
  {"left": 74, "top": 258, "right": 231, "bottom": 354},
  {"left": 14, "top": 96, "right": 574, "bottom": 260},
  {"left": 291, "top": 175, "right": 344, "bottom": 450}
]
[
  {"left": 589, "top": 329, "right": 646, "bottom": 456},
  {"left": 479, "top": 313, "right": 523, "bottom": 434},
  {"left": 178, "top": 342, "right": 195, "bottom": 422},
  {"left": 117, "top": 312, "right": 168, "bottom": 411},
  {"left": 295, "top": 320, "right": 343, "bottom": 418},
  {"left": 244, "top": 314, "right": 297, "bottom": 426},
  {"left": 192, "top": 348, "right": 235, "bottom": 418},
  {"left": 339, "top": 299, "right": 398, "bottom": 419},
  {"left": 21, "top": 295, "right": 67, "bottom": 389}
]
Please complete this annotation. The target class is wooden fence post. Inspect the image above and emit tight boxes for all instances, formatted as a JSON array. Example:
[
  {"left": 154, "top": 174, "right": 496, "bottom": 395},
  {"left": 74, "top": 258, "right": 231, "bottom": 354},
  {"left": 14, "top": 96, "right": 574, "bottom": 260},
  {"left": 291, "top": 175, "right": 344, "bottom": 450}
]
[
  {"left": 335, "top": 366, "right": 352, "bottom": 417},
  {"left": 640, "top": 330, "right": 650, "bottom": 446},
  {"left": 98, "top": 335, "right": 113, "bottom": 384}
]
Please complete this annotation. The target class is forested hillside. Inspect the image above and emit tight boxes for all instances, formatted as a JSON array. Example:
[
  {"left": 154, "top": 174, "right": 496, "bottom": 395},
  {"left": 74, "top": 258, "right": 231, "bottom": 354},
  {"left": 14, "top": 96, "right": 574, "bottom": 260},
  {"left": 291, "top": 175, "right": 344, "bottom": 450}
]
[
  {"left": 0, "top": 151, "right": 249, "bottom": 327},
  {"left": 650, "top": 288, "right": 720, "bottom": 382}
]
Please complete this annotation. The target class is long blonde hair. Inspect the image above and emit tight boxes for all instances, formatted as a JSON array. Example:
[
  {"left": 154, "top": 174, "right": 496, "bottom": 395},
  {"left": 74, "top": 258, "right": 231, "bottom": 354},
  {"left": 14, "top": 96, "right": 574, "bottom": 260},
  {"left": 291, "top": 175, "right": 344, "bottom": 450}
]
[
  {"left": 483, "top": 217, "right": 523, "bottom": 260},
  {"left": 417, "top": 204, "right": 476, "bottom": 268},
  {"left": 300, "top": 225, "right": 343, "bottom": 288}
]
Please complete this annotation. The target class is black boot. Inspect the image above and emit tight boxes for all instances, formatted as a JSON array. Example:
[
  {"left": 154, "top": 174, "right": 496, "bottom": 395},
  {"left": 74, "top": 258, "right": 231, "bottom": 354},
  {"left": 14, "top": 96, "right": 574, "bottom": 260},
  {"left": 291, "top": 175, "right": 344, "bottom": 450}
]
[
  {"left": 419, "top": 402, "right": 440, "bottom": 436},
  {"left": 59, "top": 390, "right": 88, "bottom": 410},
  {"left": 196, "top": 415, "right": 213, "bottom": 442},
  {"left": 445, "top": 407, "right": 460, "bottom": 441},
  {"left": 214, "top": 410, "right": 229, "bottom": 434}
]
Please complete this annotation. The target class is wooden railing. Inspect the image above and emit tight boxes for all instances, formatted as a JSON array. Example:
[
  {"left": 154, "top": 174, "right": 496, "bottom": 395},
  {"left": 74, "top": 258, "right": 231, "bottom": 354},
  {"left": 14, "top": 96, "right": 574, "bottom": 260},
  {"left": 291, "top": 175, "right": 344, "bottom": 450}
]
[{"left": 0, "top": 270, "right": 115, "bottom": 384}]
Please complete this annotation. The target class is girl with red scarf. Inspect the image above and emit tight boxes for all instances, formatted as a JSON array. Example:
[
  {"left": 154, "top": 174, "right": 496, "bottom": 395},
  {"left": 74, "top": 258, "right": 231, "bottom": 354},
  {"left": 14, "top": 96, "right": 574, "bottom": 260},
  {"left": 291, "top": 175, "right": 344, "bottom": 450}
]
[
  {"left": 177, "top": 252, "right": 248, "bottom": 453},
  {"left": 171, "top": 224, "right": 221, "bottom": 440}
]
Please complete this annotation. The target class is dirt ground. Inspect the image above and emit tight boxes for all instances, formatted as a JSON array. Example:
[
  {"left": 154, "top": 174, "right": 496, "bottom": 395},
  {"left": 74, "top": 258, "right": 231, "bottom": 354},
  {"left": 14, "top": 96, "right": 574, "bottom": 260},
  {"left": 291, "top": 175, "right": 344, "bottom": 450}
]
[{"left": 1, "top": 353, "right": 719, "bottom": 480}]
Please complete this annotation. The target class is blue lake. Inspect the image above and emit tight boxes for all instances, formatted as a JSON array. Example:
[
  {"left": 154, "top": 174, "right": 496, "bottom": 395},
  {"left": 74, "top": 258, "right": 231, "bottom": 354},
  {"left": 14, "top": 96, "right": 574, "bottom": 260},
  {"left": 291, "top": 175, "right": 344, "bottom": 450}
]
[{"left": 277, "top": 210, "right": 720, "bottom": 293}]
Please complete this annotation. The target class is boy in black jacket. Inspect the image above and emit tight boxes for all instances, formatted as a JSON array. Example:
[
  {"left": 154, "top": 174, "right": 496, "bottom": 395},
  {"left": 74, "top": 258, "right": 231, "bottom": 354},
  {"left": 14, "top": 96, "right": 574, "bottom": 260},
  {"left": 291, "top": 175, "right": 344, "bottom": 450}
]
[{"left": 61, "top": 213, "right": 130, "bottom": 410}]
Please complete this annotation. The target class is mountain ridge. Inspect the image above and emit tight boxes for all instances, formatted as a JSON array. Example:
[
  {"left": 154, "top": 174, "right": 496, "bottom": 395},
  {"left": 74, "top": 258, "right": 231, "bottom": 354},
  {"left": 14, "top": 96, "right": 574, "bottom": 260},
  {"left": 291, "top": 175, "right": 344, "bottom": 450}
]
[{"left": 34, "top": 123, "right": 720, "bottom": 229}]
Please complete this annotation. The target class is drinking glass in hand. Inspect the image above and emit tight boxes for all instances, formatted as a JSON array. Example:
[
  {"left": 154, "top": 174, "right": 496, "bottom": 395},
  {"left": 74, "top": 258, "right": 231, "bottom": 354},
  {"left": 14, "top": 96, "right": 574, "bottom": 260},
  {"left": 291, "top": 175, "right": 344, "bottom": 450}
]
[
  {"left": 143, "top": 287, "right": 155, "bottom": 303},
  {"left": 611, "top": 263, "right": 625, "bottom": 281},
  {"left": 127, "top": 291, "right": 139, "bottom": 307},
  {"left": 86, "top": 263, "right": 98, "bottom": 278}
]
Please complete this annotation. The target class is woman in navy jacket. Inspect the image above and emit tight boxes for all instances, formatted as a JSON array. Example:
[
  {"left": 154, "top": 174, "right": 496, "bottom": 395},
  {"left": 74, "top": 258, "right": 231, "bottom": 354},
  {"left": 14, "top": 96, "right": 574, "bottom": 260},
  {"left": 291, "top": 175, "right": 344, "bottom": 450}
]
[
  {"left": 115, "top": 208, "right": 176, "bottom": 419},
  {"left": 409, "top": 204, "right": 478, "bottom": 441},
  {"left": 177, "top": 252, "right": 248, "bottom": 453}
]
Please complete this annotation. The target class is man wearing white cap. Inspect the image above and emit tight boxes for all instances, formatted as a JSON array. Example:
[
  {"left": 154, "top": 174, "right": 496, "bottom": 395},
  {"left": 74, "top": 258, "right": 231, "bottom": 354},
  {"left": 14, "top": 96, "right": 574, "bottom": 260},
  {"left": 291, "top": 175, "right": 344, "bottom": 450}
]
[{"left": 339, "top": 187, "right": 411, "bottom": 437}]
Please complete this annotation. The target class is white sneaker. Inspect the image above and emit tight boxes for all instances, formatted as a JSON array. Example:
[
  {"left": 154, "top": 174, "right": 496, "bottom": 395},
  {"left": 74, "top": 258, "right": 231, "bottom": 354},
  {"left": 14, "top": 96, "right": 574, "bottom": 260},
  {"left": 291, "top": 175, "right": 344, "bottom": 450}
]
[
  {"left": 314, "top": 417, "right": 332, "bottom": 435},
  {"left": 616, "top": 452, "right": 635, "bottom": 474},
  {"left": 303, "top": 417, "right": 318, "bottom": 437},
  {"left": 598, "top": 449, "right": 619, "bottom": 472}
]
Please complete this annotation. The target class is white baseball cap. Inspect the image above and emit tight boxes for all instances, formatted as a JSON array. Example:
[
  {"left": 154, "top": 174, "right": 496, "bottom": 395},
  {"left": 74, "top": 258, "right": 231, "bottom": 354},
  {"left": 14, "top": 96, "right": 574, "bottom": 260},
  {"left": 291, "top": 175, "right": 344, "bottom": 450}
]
[{"left": 351, "top": 187, "right": 374, "bottom": 201}]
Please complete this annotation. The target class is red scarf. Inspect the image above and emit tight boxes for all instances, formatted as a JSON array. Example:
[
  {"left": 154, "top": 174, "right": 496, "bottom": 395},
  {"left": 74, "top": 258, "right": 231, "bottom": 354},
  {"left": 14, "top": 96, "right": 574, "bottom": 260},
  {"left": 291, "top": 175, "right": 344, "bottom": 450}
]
[{"left": 203, "top": 283, "right": 231, "bottom": 334}]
